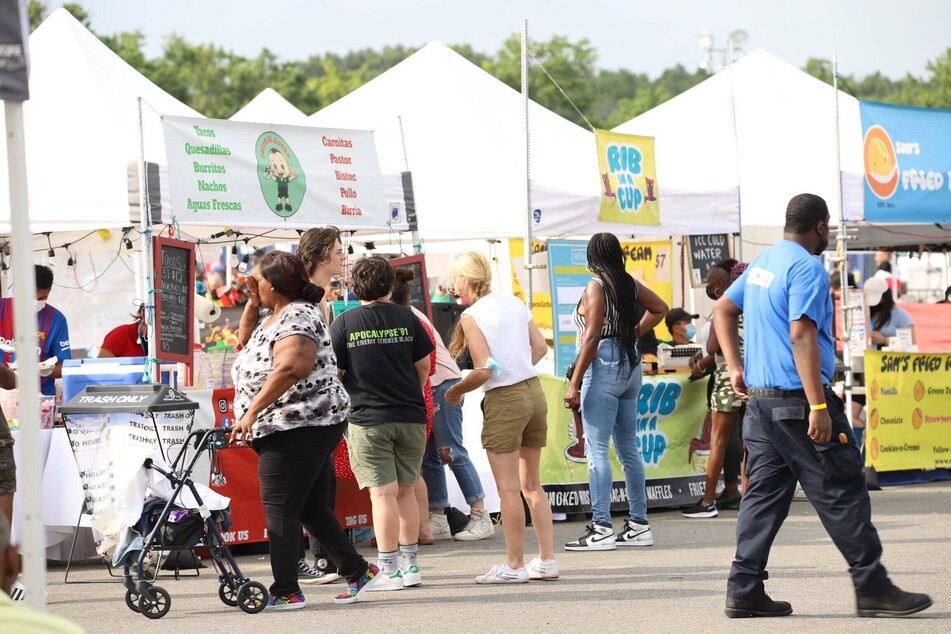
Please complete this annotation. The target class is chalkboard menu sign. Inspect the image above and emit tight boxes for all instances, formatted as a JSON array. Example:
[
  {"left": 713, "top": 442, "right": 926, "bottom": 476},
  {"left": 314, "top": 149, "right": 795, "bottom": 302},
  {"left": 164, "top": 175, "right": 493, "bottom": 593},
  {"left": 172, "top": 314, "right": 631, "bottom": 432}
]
[
  {"left": 686, "top": 234, "right": 732, "bottom": 288},
  {"left": 390, "top": 254, "right": 432, "bottom": 321},
  {"left": 153, "top": 236, "right": 195, "bottom": 366}
]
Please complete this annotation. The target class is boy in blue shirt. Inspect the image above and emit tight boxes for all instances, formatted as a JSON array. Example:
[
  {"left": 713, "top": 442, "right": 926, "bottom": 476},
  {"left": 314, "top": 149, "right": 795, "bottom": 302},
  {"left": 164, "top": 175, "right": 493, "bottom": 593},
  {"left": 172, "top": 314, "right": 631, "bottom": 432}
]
[{"left": 0, "top": 265, "right": 71, "bottom": 396}]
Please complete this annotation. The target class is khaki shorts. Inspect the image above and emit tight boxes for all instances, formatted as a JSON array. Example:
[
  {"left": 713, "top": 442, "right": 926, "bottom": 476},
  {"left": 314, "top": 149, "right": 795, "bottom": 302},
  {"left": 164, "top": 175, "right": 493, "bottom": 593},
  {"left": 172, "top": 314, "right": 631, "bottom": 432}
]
[
  {"left": 481, "top": 377, "right": 548, "bottom": 453},
  {"left": 347, "top": 422, "right": 426, "bottom": 489},
  {"left": 0, "top": 414, "right": 15, "bottom": 497},
  {"left": 710, "top": 363, "right": 743, "bottom": 413}
]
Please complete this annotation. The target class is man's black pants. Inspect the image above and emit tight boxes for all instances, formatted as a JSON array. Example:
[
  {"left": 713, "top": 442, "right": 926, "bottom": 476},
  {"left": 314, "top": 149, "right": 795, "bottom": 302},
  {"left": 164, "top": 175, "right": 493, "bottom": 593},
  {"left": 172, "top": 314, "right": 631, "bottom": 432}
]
[{"left": 727, "top": 387, "right": 893, "bottom": 599}]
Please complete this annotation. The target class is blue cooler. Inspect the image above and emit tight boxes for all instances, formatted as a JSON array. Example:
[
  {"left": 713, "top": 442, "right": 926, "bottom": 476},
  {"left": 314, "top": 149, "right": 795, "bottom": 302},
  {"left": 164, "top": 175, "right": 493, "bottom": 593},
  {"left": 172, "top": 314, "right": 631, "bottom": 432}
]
[{"left": 62, "top": 357, "right": 178, "bottom": 403}]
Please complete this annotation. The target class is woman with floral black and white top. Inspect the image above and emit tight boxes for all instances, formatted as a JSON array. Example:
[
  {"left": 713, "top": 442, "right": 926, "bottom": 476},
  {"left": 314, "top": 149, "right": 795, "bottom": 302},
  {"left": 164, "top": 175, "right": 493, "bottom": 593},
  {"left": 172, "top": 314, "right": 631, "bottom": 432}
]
[{"left": 230, "top": 251, "right": 381, "bottom": 610}]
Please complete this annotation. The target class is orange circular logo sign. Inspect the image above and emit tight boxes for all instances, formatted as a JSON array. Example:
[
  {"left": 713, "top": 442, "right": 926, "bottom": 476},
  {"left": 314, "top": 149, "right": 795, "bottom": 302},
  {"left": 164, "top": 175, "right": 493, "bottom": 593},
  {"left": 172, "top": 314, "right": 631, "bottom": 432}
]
[{"left": 863, "top": 125, "right": 899, "bottom": 199}]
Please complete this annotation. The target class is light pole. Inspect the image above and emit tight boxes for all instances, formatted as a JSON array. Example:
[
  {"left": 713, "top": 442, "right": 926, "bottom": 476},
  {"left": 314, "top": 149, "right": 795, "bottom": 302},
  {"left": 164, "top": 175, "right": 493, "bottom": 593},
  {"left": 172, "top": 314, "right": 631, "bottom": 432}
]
[{"left": 698, "top": 29, "right": 749, "bottom": 74}]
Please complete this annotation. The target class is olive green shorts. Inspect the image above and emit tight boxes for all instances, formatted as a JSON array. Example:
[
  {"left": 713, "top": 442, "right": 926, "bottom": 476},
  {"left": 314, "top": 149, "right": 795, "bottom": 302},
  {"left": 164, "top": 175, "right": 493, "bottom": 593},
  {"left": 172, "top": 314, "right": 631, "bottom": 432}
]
[
  {"left": 347, "top": 422, "right": 426, "bottom": 489},
  {"left": 710, "top": 363, "right": 743, "bottom": 413},
  {"left": 481, "top": 377, "right": 548, "bottom": 454}
]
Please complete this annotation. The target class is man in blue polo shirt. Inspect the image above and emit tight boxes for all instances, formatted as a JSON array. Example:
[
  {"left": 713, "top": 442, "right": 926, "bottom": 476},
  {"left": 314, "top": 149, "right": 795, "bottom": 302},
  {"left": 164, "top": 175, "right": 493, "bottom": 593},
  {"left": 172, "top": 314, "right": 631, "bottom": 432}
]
[
  {"left": 0, "top": 265, "right": 71, "bottom": 397},
  {"left": 714, "top": 193, "right": 932, "bottom": 619}
]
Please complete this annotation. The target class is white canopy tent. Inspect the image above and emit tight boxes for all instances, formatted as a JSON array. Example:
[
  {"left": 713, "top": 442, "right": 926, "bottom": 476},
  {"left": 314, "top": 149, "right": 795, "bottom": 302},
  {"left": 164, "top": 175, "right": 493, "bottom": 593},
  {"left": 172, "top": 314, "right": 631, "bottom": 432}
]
[
  {"left": 309, "top": 42, "right": 737, "bottom": 244},
  {"left": 230, "top": 87, "right": 310, "bottom": 125},
  {"left": 614, "top": 48, "right": 863, "bottom": 258},
  {"left": 0, "top": 9, "right": 200, "bottom": 243},
  {"left": 613, "top": 49, "right": 951, "bottom": 253}
]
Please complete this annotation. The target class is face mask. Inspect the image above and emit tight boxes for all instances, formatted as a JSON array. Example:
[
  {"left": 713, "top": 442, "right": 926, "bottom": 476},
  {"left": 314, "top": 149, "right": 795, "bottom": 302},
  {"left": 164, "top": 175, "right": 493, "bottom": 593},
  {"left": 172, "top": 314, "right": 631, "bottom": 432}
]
[
  {"left": 705, "top": 286, "right": 720, "bottom": 301},
  {"left": 684, "top": 324, "right": 696, "bottom": 340},
  {"left": 36, "top": 300, "right": 47, "bottom": 313}
]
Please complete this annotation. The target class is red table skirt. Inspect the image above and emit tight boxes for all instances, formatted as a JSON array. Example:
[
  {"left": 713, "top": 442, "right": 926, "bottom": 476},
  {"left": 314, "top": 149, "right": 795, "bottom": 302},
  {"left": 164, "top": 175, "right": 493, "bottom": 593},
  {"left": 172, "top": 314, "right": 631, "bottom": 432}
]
[{"left": 208, "top": 389, "right": 372, "bottom": 546}]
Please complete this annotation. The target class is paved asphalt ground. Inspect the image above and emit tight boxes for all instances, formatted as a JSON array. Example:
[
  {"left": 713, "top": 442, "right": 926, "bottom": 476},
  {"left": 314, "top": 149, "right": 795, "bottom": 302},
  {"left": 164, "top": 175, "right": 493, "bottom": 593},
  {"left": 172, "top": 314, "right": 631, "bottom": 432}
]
[{"left": 41, "top": 481, "right": 950, "bottom": 633}]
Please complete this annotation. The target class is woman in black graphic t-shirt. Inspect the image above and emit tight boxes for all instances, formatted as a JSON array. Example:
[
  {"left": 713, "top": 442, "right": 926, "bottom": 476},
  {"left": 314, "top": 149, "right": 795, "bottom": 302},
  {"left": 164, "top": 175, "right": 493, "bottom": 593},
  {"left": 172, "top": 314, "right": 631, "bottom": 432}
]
[{"left": 329, "top": 256, "right": 434, "bottom": 592}]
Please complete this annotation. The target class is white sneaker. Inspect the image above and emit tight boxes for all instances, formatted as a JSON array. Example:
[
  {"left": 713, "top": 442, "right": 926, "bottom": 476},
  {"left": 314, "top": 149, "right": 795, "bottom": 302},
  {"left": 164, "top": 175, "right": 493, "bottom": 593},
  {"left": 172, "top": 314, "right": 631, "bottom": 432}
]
[
  {"left": 527, "top": 558, "right": 560, "bottom": 580},
  {"left": 10, "top": 580, "right": 25, "bottom": 603},
  {"left": 616, "top": 519, "right": 653, "bottom": 547},
  {"left": 564, "top": 523, "right": 616, "bottom": 551},
  {"left": 429, "top": 512, "right": 452, "bottom": 540},
  {"left": 453, "top": 510, "right": 495, "bottom": 541},
  {"left": 363, "top": 569, "right": 404, "bottom": 592},
  {"left": 401, "top": 564, "right": 422, "bottom": 587},
  {"left": 475, "top": 564, "right": 529, "bottom": 584}
]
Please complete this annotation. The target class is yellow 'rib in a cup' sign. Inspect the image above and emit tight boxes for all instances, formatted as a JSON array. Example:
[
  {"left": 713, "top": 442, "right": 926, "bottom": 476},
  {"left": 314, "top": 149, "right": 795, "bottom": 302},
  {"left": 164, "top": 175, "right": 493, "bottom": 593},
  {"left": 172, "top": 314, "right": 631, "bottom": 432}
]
[{"left": 595, "top": 129, "right": 660, "bottom": 226}]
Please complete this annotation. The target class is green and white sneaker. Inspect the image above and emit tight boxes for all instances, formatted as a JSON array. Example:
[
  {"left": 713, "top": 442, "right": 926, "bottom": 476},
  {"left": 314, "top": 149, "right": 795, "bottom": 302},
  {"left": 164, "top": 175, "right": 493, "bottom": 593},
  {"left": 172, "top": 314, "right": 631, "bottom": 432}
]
[
  {"left": 364, "top": 568, "right": 404, "bottom": 592},
  {"left": 401, "top": 564, "right": 422, "bottom": 587}
]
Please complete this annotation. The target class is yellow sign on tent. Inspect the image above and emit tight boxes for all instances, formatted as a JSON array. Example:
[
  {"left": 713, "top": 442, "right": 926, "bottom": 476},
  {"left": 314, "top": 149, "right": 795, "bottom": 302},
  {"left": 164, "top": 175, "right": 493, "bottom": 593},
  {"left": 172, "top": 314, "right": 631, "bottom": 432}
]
[{"left": 595, "top": 129, "right": 660, "bottom": 226}]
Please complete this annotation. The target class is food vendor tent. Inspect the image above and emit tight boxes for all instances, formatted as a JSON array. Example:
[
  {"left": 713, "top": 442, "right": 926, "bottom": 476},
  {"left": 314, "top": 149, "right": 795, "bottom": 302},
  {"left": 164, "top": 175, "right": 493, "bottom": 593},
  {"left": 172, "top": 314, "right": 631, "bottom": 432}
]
[
  {"left": 0, "top": 9, "right": 199, "bottom": 239},
  {"left": 309, "top": 41, "right": 739, "bottom": 242},
  {"left": 614, "top": 49, "right": 951, "bottom": 253}
]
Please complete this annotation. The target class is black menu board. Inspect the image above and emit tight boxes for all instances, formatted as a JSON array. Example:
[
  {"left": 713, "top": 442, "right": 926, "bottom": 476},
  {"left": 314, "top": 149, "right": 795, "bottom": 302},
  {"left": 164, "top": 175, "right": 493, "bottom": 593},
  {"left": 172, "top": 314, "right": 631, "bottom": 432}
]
[{"left": 153, "top": 236, "right": 195, "bottom": 366}]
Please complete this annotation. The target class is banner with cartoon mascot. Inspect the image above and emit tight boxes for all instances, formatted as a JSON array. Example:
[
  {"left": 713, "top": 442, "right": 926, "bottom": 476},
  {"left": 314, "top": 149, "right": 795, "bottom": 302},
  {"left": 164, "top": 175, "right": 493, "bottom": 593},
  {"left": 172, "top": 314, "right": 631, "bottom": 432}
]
[
  {"left": 860, "top": 101, "right": 951, "bottom": 223},
  {"left": 539, "top": 373, "right": 709, "bottom": 511},
  {"left": 163, "top": 116, "right": 395, "bottom": 230},
  {"left": 864, "top": 351, "right": 951, "bottom": 472},
  {"left": 595, "top": 129, "right": 660, "bottom": 226}
]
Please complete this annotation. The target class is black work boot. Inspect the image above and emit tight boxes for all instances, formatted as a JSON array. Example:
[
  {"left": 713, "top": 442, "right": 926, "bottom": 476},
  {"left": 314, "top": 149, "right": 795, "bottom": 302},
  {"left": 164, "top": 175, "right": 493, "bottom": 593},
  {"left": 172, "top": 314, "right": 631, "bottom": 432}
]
[
  {"left": 725, "top": 593, "right": 793, "bottom": 618},
  {"left": 856, "top": 586, "right": 933, "bottom": 617}
]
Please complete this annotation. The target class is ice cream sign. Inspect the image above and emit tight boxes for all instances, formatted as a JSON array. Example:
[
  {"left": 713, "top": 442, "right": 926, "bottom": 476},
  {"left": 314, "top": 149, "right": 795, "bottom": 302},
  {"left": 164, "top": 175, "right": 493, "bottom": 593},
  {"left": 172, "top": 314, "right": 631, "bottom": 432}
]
[
  {"left": 860, "top": 101, "right": 951, "bottom": 223},
  {"left": 595, "top": 129, "right": 660, "bottom": 226}
]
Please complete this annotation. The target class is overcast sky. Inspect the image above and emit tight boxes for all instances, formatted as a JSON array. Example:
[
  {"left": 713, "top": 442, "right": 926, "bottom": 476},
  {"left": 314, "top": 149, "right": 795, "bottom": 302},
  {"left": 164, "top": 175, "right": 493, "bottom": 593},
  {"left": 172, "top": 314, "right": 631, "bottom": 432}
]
[{"left": 51, "top": 0, "right": 950, "bottom": 79}]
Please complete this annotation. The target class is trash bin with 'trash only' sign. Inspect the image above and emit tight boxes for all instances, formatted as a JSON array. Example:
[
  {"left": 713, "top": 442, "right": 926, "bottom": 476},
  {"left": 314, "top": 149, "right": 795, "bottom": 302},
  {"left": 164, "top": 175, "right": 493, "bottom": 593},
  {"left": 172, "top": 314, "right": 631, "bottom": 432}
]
[{"left": 59, "top": 385, "right": 198, "bottom": 556}]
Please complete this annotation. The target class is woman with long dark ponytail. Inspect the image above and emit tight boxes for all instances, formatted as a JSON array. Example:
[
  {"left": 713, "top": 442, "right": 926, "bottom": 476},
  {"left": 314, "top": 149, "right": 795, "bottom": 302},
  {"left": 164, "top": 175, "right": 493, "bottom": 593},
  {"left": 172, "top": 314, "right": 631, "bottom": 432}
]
[{"left": 563, "top": 233, "right": 668, "bottom": 551}]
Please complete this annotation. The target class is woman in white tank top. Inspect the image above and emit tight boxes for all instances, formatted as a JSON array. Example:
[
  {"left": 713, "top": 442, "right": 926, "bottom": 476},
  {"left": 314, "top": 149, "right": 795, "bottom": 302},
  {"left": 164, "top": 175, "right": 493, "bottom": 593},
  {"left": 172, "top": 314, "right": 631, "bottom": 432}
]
[{"left": 443, "top": 251, "right": 559, "bottom": 584}]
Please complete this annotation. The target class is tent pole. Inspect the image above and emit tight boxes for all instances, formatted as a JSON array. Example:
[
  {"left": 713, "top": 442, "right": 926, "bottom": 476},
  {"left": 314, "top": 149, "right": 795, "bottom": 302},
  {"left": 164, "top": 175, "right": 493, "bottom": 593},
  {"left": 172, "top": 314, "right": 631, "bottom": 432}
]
[
  {"left": 138, "top": 98, "right": 158, "bottom": 383},
  {"left": 5, "top": 100, "right": 47, "bottom": 611},
  {"left": 727, "top": 38, "right": 743, "bottom": 262},
  {"left": 832, "top": 54, "right": 855, "bottom": 427},
  {"left": 396, "top": 115, "right": 421, "bottom": 254},
  {"left": 521, "top": 19, "right": 533, "bottom": 309}
]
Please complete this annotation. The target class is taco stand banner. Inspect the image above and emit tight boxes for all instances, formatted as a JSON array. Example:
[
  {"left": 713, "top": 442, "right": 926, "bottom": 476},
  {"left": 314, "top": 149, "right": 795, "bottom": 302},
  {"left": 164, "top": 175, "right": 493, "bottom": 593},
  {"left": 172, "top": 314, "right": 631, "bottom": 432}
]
[
  {"left": 860, "top": 101, "right": 951, "bottom": 223},
  {"left": 162, "top": 115, "right": 395, "bottom": 229}
]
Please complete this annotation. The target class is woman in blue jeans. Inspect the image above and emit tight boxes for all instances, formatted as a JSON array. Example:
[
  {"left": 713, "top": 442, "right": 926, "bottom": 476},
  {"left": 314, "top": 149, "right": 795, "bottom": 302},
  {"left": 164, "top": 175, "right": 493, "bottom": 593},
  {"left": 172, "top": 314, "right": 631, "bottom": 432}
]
[
  {"left": 422, "top": 377, "right": 491, "bottom": 540},
  {"left": 563, "top": 233, "right": 668, "bottom": 551}
]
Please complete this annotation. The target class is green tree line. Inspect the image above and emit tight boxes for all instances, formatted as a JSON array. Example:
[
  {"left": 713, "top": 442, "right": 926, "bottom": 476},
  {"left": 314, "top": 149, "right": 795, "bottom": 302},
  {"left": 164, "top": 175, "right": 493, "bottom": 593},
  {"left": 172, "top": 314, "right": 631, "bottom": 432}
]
[{"left": 33, "top": 2, "right": 951, "bottom": 126}]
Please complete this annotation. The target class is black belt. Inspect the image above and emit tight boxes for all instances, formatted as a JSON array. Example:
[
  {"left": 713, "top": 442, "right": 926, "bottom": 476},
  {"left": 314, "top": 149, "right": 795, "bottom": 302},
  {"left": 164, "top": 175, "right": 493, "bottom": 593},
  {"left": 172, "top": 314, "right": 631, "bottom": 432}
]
[{"left": 746, "top": 386, "right": 831, "bottom": 398}]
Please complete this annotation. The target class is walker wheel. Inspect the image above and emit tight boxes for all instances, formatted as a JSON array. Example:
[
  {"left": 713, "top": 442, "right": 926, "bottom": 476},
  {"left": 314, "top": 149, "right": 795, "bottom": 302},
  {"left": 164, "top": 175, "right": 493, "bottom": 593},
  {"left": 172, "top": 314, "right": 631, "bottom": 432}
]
[
  {"left": 124, "top": 589, "right": 140, "bottom": 613},
  {"left": 237, "top": 581, "right": 267, "bottom": 614},
  {"left": 138, "top": 586, "right": 171, "bottom": 619},
  {"left": 218, "top": 582, "right": 239, "bottom": 607}
]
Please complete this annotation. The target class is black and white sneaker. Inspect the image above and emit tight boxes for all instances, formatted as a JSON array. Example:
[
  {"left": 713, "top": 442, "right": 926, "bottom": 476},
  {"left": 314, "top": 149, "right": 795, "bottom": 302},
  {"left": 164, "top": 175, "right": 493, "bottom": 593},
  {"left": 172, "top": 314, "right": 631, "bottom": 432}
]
[
  {"left": 564, "top": 523, "right": 616, "bottom": 551},
  {"left": 616, "top": 519, "right": 654, "bottom": 547},
  {"left": 298, "top": 558, "right": 341, "bottom": 584},
  {"left": 10, "top": 580, "right": 25, "bottom": 602},
  {"left": 682, "top": 500, "right": 719, "bottom": 519}
]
